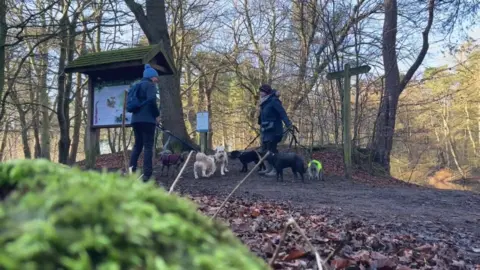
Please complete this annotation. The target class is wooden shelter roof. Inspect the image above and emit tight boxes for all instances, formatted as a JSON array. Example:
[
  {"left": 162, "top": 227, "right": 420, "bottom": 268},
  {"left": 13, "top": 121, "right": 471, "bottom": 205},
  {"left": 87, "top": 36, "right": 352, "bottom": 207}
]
[{"left": 64, "top": 44, "right": 175, "bottom": 76}]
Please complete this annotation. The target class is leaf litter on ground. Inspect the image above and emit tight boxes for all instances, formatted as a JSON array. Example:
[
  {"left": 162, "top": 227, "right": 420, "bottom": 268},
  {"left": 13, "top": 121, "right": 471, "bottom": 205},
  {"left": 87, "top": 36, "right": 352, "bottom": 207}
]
[{"left": 189, "top": 195, "right": 480, "bottom": 270}]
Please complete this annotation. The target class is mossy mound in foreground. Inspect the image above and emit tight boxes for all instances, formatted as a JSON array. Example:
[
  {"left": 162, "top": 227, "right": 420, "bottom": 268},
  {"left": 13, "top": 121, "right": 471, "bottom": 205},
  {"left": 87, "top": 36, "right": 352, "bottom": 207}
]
[{"left": 0, "top": 159, "right": 268, "bottom": 270}]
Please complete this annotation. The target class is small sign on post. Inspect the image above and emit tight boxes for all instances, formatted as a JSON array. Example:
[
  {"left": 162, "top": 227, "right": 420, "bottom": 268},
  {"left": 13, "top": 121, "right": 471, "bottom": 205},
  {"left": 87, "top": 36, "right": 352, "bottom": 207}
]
[
  {"left": 326, "top": 64, "right": 371, "bottom": 179},
  {"left": 196, "top": 112, "right": 209, "bottom": 153}
]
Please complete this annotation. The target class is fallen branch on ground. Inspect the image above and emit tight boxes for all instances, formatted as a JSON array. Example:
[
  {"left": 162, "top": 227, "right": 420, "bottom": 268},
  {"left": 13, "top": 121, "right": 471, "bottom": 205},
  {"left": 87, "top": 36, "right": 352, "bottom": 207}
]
[
  {"left": 169, "top": 150, "right": 194, "bottom": 194},
  {"left": 211, "top": 151, "right": 271, "bottom": 220},
  {"left": 269, "top": 219, "right": 294, "bottom": 267},
  {"left": 288, "top": 216, "right": 325, "bottom": 270}
]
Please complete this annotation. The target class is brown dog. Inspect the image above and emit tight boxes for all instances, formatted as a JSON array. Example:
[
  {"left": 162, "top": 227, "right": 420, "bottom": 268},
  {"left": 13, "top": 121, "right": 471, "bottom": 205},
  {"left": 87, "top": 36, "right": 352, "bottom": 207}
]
[{"left": 159, "top": 151, "right": 189, "bottom": 177}]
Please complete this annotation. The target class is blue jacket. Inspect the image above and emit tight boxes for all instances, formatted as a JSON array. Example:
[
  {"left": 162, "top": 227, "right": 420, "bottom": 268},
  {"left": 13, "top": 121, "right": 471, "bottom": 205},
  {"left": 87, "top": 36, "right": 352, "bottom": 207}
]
[
  {"left": 131, "top": 78, "right": 160, "bottom": 124},
  {"left": 258, "top": 94, "right": 292, "bottom": 143}
]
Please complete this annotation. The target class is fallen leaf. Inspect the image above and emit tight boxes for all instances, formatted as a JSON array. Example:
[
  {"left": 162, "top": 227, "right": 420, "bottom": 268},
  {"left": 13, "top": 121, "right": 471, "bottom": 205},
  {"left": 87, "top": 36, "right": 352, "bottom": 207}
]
[
  {"left": 415, "top": 244, "right": 433, "bottom": 252},
  {"left": 371, "top": 252, "right": 396, "bottom": 269},
  {"left": 351, "top": 250, "right": 370, "bottom": 262},
  {"left": 262, "top": 241, "right": 275, "bottom": 257},
  {"left": 331, "top": 258, "right": 352, "bottom": 269},
  {"left": 251, "top": 208, "right": 261, "bottom": 217},
  {"left": 396, "top": 266, "right": 412, "bottom": 270},
  {"left": 282, "top": 249, "right": 307, "bottom": 261}
]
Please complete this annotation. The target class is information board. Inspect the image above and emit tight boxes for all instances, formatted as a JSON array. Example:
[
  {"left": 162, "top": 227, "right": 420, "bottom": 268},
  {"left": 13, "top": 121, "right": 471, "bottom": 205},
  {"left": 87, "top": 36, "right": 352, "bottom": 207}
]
[
  {"left": 196, "top": 112, "right": 209, "bottom": 132},
  {"left": 93, "top": 84, "right": 132, "bottom": 127}
]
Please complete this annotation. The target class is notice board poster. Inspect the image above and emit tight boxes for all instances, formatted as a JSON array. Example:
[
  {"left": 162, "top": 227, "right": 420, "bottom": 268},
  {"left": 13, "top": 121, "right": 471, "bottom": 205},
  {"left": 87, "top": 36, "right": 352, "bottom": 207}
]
[{"left": 93, "top": 81, "right": 134, "bottom": 127}]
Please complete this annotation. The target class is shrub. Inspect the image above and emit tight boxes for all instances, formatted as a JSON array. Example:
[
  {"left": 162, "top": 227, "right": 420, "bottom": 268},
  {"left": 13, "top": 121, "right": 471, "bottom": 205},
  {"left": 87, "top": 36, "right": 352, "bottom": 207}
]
[{"left": 0, "top": 159, "right": 268, "bottom": 270}]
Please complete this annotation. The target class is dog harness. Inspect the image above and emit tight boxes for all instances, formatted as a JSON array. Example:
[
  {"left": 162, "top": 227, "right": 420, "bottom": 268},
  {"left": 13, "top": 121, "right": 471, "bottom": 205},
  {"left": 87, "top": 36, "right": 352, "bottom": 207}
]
[{"left": 308, "top": 160, "right": 322, "bottom": 170}]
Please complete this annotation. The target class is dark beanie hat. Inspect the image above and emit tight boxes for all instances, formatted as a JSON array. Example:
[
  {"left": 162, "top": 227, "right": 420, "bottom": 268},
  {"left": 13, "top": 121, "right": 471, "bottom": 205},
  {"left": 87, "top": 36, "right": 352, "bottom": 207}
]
[{"left": 259, "top": 84, "right": 273, "bottom": 94}]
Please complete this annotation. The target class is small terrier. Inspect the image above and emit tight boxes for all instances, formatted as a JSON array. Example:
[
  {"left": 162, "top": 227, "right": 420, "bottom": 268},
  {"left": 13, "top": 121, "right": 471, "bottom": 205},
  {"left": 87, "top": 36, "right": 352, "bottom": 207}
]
[
  {"left": 230, "top": 149, "right": 266, "bottom": 172},
  {"left": 193, "top": 152, "right": 216, "bottom": 179},
  {"left": 159, "top": 150, "right": 190, "bottom": 177},
  {"left": 307, "top": 159, "right": 324, "bottom": 181},
  {"left": 213, "top": 146, "right": 229, "bottom": 175}
]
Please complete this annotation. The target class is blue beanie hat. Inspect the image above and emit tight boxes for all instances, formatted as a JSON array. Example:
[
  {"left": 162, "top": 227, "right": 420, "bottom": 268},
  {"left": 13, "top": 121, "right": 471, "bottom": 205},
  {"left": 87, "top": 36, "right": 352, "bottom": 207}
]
[{"left": 143, "top": 64, "right": 159, "bottom": 79}]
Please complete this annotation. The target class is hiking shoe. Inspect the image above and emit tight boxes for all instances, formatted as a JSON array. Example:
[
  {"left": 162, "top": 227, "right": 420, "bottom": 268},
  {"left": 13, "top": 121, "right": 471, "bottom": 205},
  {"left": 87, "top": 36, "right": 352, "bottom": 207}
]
[
  {"left": 258, "top": 164, "right": 271, "bottom": 175},
  {"left": 264, "top": 169, "right": 277, "bottom": 177}
]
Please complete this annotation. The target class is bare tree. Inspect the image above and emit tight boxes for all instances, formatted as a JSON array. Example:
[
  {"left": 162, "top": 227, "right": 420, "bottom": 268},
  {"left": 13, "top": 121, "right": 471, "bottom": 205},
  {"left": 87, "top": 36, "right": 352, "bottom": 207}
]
[
  {"left": 124, "top": 0, "right": 192, "bottom": 145},
  {"left": 0, "top": 0, "right": 7, "bottom": 124},
  {"left": 373, "top": 0, "right": 435, "bottom": 171}
]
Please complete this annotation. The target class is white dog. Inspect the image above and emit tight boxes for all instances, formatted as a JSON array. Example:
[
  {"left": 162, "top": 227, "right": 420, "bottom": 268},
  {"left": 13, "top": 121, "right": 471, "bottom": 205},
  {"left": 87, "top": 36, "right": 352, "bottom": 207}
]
[
  {"left": 193, "top": 152, "right": 216, "bottom": 179},
  {"left": 214, "top": 146, "right": 229, "bottom": 175}
]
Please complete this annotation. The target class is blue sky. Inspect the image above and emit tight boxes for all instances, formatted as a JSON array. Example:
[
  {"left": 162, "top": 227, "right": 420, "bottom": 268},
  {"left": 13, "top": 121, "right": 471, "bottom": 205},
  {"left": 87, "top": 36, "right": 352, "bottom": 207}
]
[{"left": 415, "top": 26, "right": 480, "bottom": 71}]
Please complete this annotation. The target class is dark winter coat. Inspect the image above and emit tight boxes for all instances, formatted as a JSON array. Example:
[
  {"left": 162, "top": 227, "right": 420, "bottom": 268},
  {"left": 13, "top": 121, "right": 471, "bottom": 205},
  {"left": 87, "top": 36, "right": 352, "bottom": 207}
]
[
  {"left": 131, "top": 78, "right": 160, "bottom": 124},
  {"left": 258, "top": 93, "right": 292, "bottom": 143}
]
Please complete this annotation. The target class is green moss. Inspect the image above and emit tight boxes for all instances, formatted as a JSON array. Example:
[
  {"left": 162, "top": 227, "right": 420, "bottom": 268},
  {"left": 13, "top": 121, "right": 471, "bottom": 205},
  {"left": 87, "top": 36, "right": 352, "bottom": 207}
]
[
  {"left": 0, "top": 160, "right": 268, "bottom": 270},
  {"left": 66, "top": 46, "right": 155, "bottom": 70}
]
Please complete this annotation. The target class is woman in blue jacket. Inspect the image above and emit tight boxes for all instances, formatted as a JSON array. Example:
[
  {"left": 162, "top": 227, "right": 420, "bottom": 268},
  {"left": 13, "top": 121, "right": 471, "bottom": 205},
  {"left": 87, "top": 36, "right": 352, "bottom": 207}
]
[
  {"left": 257, "top": 84, "right": 292, "bottom": 176},
  {"left": 129, "top": 64, "right": 161, "bottom": 182}
]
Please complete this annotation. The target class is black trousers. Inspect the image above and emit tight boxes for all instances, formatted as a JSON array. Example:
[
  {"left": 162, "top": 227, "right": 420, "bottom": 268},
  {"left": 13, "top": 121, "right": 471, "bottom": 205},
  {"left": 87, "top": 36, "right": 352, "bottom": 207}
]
[
  {"left": 261, "top": 136, "right": 281, "bottom": 164},
  {"left": 130, "top": 122, "right": 156, "bottom": 180}
]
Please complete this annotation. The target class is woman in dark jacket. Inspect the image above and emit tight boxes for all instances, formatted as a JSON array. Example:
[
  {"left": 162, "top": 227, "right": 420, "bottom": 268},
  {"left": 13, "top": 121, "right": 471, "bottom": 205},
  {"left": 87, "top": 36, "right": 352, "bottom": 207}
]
[
  {"left": 257, "top": 84, "right": 292, "bottom": 176},
  {"left": 129, "top": 64, "right": 161, "bottom": 182}
]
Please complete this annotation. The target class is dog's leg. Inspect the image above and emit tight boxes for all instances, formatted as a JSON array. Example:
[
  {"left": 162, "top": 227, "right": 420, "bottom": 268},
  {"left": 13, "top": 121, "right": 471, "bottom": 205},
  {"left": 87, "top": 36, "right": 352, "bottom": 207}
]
[
  {"left": 201, "top": 164, "right": 208, "bottom": 177},
  {"left": 193, "top": 163, "right": 199, "bottom": 179},
  {"left": 224, "top": 159, "right": 229, "bottom": 172},
  {"left": 292, "top": 167, "right": 298, "bottom": 181},
  {"left": 259, "top": 162, "right": 266, "bottom": 171},
  {"left": 220, "top": 162, "right": 225, "bottom": 176},
  {"left": 276, "top": 168, "right": 283, "bottom": 182},
  {"left": 241, "top": 163, "right": 247, "bottom": 172},
  {"left": 208, "top": 163, "right": 216, "bottom": 177}
]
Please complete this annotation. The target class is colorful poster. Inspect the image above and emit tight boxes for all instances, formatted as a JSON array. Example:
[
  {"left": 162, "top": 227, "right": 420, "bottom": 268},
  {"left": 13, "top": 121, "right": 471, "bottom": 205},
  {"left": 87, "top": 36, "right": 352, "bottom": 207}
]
[{"left": 93, "top": 84, "right": 132, "bottom": 127}]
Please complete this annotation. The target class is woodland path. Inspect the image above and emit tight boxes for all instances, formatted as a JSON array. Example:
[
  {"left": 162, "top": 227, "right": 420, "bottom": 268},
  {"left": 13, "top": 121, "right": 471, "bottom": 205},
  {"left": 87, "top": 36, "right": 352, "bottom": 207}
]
[{"left": 155, "top": 158, "right": 480, "bottom": 236}]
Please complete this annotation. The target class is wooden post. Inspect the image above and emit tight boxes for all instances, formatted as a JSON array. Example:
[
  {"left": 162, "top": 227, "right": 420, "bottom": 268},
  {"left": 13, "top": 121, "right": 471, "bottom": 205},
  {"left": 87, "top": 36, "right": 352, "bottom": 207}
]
[
  {"left": 122, "top": 89, "right": 129, "bottom": 172},
  {"left": 85, "top": 77, "right": 98, "bottom": 169},
  {"left": 196, "top": 112, "right": 209, "bottom": 153},
  {"left": 343, "top": 64, "right": 352, "bottom": 179},
  {"left": 327, "top": 64, "right": 370, "bottom": 179},
  {"left": 200, "top": 132, "right": 208, "bottom": 153}
]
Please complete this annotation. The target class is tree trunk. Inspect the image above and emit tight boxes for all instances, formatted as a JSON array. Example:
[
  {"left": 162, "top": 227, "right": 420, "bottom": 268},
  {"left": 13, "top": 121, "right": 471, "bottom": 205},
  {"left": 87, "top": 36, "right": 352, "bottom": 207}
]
[
  {"left": 0, "top": 121, "right": 9, "bottom": 161},
  {"left": 39, "top": 43, "right": 51, "bottom": 160},
  {"left": 18, "top": 110, "right": 32, "bottom": 159},
  {"left": 31, "top": 94, "right": 42, "bottom": 158},
  {"left": 57, "top": 6, "right": 78, "bottom": 164},
  {"left": 68, "top": 74, "right": 84, "bottom": 164},
  {"left": 207, "top": 92, "right": 213, "bottom": 149},
  {"left": 56, "top": 7, "right": 70, "bottom": 164},
  {"left": 373, "top": 0, "right": 434, "bottom": 172},
  {"left": 185, "top": 62, "right": 196, "bottom": 130},
  {"left": 465, "top": 103, "right": 478, "bottom": 157},
  {"left": 107, "top": 128, "right": 117, "bottom": 153},
  {"left": 124, "top": 0, "right": 192, "bottom": 146},
  {"left": 0, "top": 0, "right": 6, "bottom": 124}
]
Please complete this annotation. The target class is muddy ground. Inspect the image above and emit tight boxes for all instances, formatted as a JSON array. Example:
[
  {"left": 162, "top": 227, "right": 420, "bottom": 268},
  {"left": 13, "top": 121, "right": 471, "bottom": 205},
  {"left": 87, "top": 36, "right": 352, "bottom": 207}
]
[{"left": 155, "top": 158, "right": 480, "bottom": 237}]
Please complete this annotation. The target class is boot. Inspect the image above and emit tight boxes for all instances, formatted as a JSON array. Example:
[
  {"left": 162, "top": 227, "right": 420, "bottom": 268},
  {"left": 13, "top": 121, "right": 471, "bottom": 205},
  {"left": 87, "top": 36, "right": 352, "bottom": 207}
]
[
  {"left": 258, "top": 163, "right": 271, "bottom": 175},
  {"left": 264, "top": 168, "right": 277, "bottom": 177}
]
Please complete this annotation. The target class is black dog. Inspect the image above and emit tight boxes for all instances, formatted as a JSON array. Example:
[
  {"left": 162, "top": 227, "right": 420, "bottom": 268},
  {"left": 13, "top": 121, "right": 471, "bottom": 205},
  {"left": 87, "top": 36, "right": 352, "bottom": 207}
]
[
  {"left": 230, "top": 150, "right": 266, "bottom": 172},
  {"left": 270, "top": 152, "right": 305, "bottom": 182}
]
